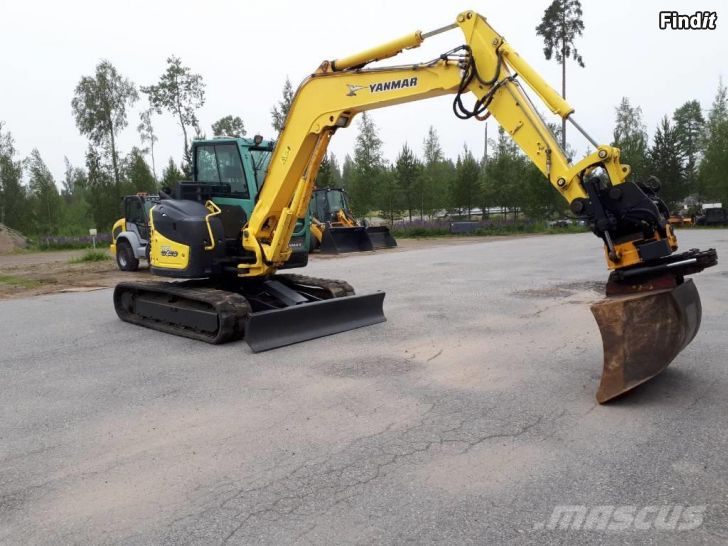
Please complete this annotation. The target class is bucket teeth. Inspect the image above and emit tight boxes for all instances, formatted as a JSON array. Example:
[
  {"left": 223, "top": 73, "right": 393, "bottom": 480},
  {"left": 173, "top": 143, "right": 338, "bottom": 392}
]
[{"left": 590, "top": 279, "right": 702, "bottom": 403}]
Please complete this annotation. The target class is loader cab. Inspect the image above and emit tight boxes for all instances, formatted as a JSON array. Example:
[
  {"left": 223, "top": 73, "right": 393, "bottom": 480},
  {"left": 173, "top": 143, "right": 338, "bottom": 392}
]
[
  {"left": 310, "top": 188, "right": 352, "bottom": 225},
  {"left": 124, "top": 194, "right": 157, "bottom": 241}
]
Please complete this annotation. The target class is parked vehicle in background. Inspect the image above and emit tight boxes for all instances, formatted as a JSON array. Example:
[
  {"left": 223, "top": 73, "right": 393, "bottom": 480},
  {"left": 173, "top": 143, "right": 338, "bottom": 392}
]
[
  {"left": 695, "top": 207, "right": 728, "bottom": 226},
  {"left": 110, "top": 193, "right": 159, "bottom": 271},
  {"left": 668, "top": 210, "right": 694, "bottom": 227}
]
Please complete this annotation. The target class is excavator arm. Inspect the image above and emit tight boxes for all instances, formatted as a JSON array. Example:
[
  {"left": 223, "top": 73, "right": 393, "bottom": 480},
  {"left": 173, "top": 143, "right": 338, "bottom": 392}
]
[{"left": 241, "top": 10, "right": 695, "bottom": 279}]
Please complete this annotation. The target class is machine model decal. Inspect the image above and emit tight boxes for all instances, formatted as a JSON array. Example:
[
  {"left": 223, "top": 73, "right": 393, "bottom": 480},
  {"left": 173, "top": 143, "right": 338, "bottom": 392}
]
[{"left": 160, "top": 246, "right": 179, "bottom": 258}]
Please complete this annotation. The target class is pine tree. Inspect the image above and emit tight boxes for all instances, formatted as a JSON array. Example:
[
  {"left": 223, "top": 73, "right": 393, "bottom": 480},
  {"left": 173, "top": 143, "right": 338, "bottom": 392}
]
[
  {"left": 0, "top": 122, "right": 29, "bottom": 232},
  {"left": 698, "top": 80, "right": 728, "bottom": 203},
  {"left": 673, "top": 100, "right": 704, "bottom": 192},
  {"left": 350, "top": 112, "right": 384, "bottom": 215},
  {"left": 125, "top": 148, "right": 158, "bottom": 194},
  {"left": 612, "top": 97, "right": 649, "bottom": 183},
  {"left": 394, "top": 143, "right": 420, "bottom": 222},
  {"left": 271, "top": 77, "right": 294, "bottom": 134},
  {"left": 161, "top": 158, "right": 184, "bottom": 191},
  {"left": 452, "top": 145, "right": 480, "bottom": 218},
  {"left": 420, "top": 126, "right": 447, "bottom": 218},
  {"left": 648, "top": 116, "right": 685, "bottom": 207},
  {"left": 536, "top": 0, "right": 585, "bottom": 149},
  {"left": 25, "top": 149, "right": 61, "bottom": 235}
]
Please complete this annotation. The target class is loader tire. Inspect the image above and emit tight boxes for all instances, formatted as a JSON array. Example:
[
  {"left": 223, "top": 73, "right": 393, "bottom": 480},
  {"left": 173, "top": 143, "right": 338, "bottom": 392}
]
[{"left": 116, "top": 241, "right": 139, "bottom": 272}]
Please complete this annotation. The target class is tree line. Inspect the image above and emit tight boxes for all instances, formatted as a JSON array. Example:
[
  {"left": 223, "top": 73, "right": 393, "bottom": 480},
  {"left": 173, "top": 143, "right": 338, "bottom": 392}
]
[
  {"left": 316, "top": 80, "right": 728, "bottom": 224},
  {"left": 1, "top": 0, "right": 727, "bottom": 236}
]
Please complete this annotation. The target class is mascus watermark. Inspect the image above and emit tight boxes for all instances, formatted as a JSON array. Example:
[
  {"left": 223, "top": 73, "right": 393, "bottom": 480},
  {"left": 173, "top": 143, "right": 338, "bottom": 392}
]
[
  {"left": 533, "top": 505, "right": 706, "bottom": 531},
  {"left": 659, "top": 11, "right": 717, "bottom": 30}
]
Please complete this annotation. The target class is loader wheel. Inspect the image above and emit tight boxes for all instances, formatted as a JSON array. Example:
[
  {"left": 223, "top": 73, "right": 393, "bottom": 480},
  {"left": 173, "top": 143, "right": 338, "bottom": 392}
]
[{"left": 116, "top": 241, "right": 139, "bottom": 272}]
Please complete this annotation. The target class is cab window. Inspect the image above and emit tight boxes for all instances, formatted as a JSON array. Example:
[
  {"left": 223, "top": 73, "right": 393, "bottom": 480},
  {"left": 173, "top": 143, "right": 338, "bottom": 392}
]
[{"left": 195, "top": 143, "right": 249, "bottom": 198}]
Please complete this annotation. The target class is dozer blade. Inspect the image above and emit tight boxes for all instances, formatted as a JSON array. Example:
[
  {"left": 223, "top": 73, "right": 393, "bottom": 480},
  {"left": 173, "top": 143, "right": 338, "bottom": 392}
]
[
  {"left": 319, "top": 226, "right": 374, "bottom": 254},
  {"left": 366, "top": 226, "right": 398, "bottom": 249},
  {"left": 590, "top": 279, "right": 701, "bottom": 404},
  {"left": 245, "top": 291, "right": 386, "bottom": 352}
]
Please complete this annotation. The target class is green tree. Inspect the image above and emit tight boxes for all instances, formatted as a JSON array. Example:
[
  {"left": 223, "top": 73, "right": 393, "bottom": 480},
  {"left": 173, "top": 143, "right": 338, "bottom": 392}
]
[
  {"left": 420, "top": 126, "right": 449, "bottom": 218},
  {"left": 59, "top": 158, "right": 92, "bottom": 236},
  {"left": 612, "top": 97, "right": 649, "bottom": 183},
  {"left": 648, "top": 116, "right": 685, "bottom": 207},
  {"left": 536, "top": 0, "right": 585, "bottom": 149},
  {"left": 142, "top": 56, "right": 206, "bottom": 169},
  {"left": 698, "top": 80, "right": 728, "bottom": 203},
  {"left": 316, "top": 152, "right": 343, "bottom": 188},
  {"left": 124, "top": 147, "right": 158, "bottom": 194},
  {"left": 394, "top": 143, "right": 421, "bottom": 222},
  {"left": 377, "top": 165, "right": 401, "bottom": 226},
  {"left": 212, "top": 115, "right": 246, "bottom": 138},
  {"left": 452, "top": 145, "right": 480, "bottom": 218},
  {"left": 673, "top": 100, "right": 704, "bottom": 192},
  {"left": 25, "top": 149, "right": 61, "bottom": 235},
  {"left": 520, "top": 163, "right": 565, "bottom": 219},
  {"left": 84, "top": 145, "right": 119, "bottom": 230},
  {"left": 350, "top": 112, "right": 384, "bottom": 215},
  {"left": 484, "top": 128, "right": 529, "bottom": 219},
  {"left": 137, "top": 107, "right": 158, "bottom": 180},
  {"left": 341, "top": 154, "right": 355, "bottom": 192},
  {"left": 0, "top": 122, "right": 29, "bottom": 232},
  {"left": 160, "top": 157, "right": 184, "bottom": 191},
  {"left": 72, "top": 60, "right": 138, "bottom": 188},
  {"left": 271, "top": 77, "right": 294, "bottom": 134}
]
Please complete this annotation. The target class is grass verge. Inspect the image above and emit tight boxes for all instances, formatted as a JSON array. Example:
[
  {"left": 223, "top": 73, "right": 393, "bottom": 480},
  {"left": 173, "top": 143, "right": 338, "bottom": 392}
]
[
  {"left": 0, "top": 275, "right": 44, "bottom": 289},
  {"left": 69, "top": 249, "right": 111, "bottom": 263}
]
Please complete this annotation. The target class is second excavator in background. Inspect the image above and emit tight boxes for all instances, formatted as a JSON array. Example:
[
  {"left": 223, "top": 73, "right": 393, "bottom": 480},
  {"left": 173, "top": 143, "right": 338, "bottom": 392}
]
[{"left": 114, "top": 10, "right": 717, "bottom": 403}]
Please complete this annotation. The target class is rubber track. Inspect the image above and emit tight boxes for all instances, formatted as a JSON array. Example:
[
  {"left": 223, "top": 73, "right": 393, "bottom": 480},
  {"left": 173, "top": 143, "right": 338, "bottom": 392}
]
[
  {"left": 114, "top": 281, "right": 250, "bottom": 344},
  {"left": 114, "top": 274, "right": 356, "bottom": 345}
]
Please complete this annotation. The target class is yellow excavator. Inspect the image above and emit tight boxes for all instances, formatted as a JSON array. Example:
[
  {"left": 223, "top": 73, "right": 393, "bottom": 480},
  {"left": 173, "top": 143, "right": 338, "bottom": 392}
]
[{"left": 114, "top": 10, "right": 717, "bottom": 403}]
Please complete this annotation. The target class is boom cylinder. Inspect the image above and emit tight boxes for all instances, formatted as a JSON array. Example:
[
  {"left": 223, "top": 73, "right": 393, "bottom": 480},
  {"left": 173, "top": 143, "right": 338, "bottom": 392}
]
[
  {"left": 331, "top": 31, "right": 424, "bottom": 71},
  {"left": 499, "top": 43, "right": 574, "bottom": 118}
]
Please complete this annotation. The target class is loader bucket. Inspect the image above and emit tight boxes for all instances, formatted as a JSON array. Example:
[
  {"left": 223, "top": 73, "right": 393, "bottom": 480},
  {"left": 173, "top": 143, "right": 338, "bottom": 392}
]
[
  {"left": 590, "top": 279, "right": 702, "bottom": 404},
  {"left": 366, "top": 226, "right": 398, "bottom": 249},
  {"left": 319, "top": 226, "right": 374, "bottom": 254},
  {"left": 245, "top": 291, "right": 386, "bottom": 352}
]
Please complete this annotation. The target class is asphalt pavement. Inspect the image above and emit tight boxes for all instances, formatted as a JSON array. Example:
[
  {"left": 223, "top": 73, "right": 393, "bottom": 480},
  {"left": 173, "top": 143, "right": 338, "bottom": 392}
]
[{"left": 1, "top": 231, "right": 727, "bottom": 545}]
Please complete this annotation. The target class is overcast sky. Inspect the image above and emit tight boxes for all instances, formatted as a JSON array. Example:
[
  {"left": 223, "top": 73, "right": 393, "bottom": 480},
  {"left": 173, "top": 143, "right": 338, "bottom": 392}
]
[{"left": 1, "top": 0, "right": 725, "bottom": 185}]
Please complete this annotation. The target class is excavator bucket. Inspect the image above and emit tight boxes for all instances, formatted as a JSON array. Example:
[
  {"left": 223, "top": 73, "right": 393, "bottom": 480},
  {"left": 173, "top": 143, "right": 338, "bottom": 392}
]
[
  {"left": 319, "top": 226, "right": 374, "bottom": 254},
  {"left": 590, "top": 279, "right": 702, "bottom": 403},
  {"left": 366, "top": 226, "right": 398, "bottom": 249}
]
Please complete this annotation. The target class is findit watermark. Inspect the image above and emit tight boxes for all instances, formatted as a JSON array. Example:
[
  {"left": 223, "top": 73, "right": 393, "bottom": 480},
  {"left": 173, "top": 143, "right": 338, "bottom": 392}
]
[
  {"left": 659, "top": 11, "right": 717, "bottom": 30},
  {"left": 533, "top": 505, "right": 706, "bottom": 531}
]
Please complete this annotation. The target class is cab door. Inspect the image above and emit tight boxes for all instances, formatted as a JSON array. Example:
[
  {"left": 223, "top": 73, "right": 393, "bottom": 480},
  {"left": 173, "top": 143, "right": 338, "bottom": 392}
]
[{"left": 124, "top": 196, "right": 149, "bottom": 241}]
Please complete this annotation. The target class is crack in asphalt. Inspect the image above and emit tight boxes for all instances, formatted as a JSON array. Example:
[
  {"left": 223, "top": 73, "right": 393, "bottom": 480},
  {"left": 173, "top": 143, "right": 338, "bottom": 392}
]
[{"left": 176, "top": 402, "right": 550, "bottom": 545}]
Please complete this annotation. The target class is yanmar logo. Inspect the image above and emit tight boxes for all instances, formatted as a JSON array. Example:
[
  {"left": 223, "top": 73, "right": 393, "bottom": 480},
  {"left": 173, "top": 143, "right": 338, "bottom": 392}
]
[{"left": 346, "top": 77, "right": 418, "bottom": 96}]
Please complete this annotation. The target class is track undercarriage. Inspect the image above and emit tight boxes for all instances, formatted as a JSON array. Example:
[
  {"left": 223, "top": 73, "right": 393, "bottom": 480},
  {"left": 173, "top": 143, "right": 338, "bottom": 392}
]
[{"left": 114, "top": 274, "right": 386, "bottom": 352}]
